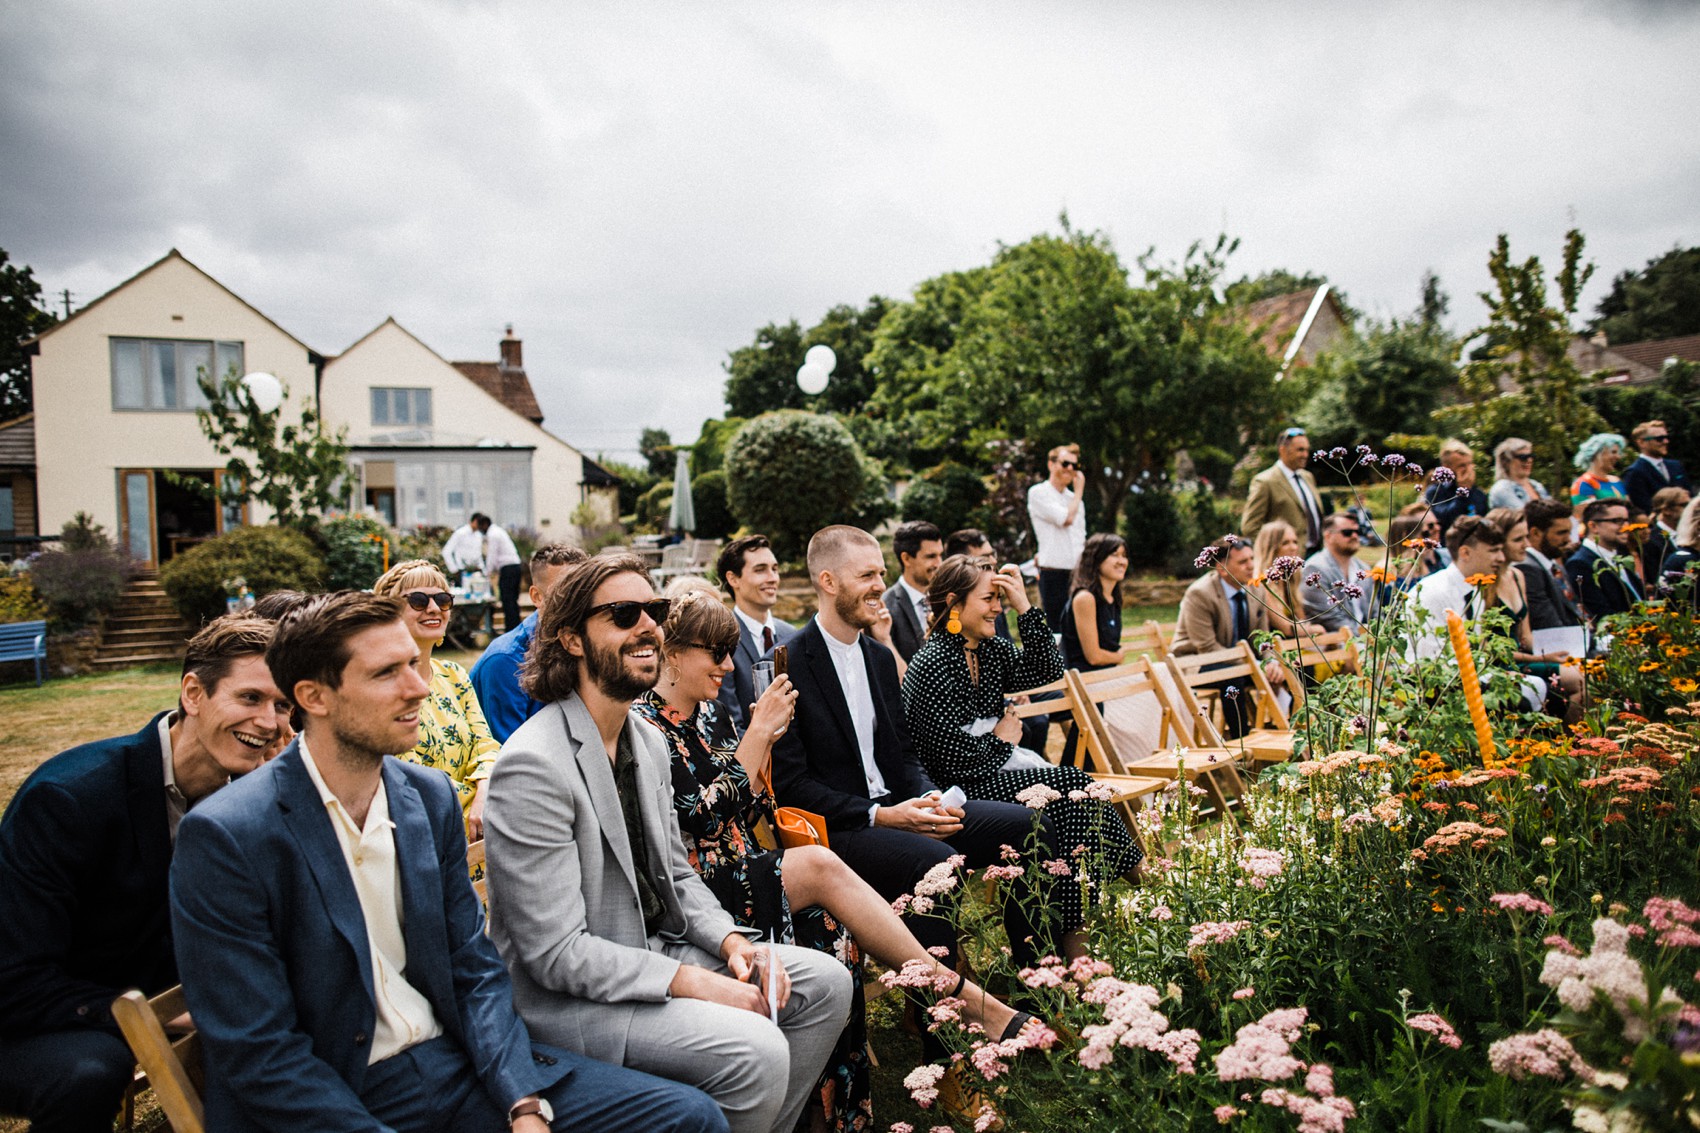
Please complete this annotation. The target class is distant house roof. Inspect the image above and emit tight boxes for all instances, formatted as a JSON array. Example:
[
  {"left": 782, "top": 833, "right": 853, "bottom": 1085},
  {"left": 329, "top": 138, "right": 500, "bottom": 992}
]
[
  {"left": 1239, "top": 286, "right": 1349, "bottom": 372},
  {"left": 450, "top": 327, "right": 544, "bottom": 424},
  {"left": 581, "top": 455, "right": 622, "bottom": 487},
  {"left": 1606, "top": 334, "right": 1700, "bottom": 374}
]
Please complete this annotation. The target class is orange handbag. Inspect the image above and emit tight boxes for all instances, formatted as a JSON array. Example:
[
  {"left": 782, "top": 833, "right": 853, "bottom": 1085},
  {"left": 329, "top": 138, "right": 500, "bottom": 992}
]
[{"left": 756, "top": 762, "right": 829, "bottom": 849}]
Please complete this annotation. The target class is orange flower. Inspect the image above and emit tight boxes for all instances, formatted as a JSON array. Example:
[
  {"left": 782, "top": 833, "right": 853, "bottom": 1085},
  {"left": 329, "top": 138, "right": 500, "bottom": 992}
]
[
  {"left": 1464, "top": 573, "right": 1497, "bottom": 587},
  {"left": 1622, "top": 522, "right": 1649, "bottom": 535}
]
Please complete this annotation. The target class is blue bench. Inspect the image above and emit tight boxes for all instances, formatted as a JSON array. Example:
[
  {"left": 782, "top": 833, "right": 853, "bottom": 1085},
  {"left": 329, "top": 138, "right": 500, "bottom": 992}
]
[{"left": 0, "top": 619, "right": 47, "bottom": 686}]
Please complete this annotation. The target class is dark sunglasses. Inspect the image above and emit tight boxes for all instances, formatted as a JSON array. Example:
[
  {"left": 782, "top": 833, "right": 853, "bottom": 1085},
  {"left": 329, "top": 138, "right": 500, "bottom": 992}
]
[
  {"left": 588, "top": 598, "right": 671, "bottom": 629},
  {"left": 680, "top": 640, "right": 735, "bottom": 664},
  {"left": 1511, "top": 451, "right": 1534, "bottom": 460},
  {"left": 403, "top": 591, "right": 454, "bottom": 611},
  {"left": 1645, "top": 434, "right": 1670, "bottom": 443},
  {"left": 1338, "top": 528, "right": 1362, "bottom": 538}
]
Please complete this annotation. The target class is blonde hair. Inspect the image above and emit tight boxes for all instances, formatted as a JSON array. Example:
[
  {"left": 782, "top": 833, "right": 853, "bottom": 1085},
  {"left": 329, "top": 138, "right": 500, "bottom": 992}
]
[{"left": 371, "top": 559, "right": 449, "bottom": 597}]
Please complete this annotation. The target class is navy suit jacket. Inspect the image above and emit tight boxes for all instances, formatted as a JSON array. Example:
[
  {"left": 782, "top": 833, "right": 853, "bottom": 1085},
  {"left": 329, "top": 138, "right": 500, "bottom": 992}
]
[
  {"left": 1622, "top": 455, "right": 1691, "bottom": 513},
  {"left": 0, "top": 714, "right": 176, "bottom": 1039},
  {"left": 714, "top": 612, "right": 797, "bottom": 731},
  {"left": 170, "top": 741, "right": 561, "bottom": 1132},
  {"left": 771, "top": 618, "right": 937, "bottom": 832},
  {"left": 1566, "top": 544, "right": 1644, "bottom": 623}
]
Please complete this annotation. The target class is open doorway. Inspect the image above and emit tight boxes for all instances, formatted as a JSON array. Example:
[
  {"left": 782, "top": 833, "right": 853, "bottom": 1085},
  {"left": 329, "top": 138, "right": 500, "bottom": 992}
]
[{"left": 118, "top": 469, "right": 243, "bottom": 567}]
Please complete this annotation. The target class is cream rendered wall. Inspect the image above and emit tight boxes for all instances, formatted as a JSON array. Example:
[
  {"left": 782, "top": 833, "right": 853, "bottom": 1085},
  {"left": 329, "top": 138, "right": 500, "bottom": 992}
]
[
  {"left": 31, "top": 254, "right": 318, "bottom": 536},
  {"left": 319, "top": 321, "right": 588, "bottom": 533}
]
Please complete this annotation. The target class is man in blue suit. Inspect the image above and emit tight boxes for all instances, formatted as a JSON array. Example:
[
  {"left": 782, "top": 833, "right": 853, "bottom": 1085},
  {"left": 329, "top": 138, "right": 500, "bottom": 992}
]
[
  {"left": 170, "top": 591, "right": 725, "bottom": 1133},
  {"left": 713, "top": 535, "right": 797, "bottom": 729},
  {"left": 1566, "top": 499, "right": 1644, "bottom": 624},
  {"left": 0, "top": 615, "right": 288, "bottom": 1133},
  {"left": 1623, "top": 420, "right": 1691, "bottom": 513}
]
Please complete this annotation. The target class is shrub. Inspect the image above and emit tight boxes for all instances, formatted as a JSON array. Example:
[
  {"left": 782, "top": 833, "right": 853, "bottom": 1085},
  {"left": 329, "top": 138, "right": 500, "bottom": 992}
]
[
  {"left": 724, "top": 411, "right": 869, "bottom": 561},
  {"left": 393, "top": 525, "right": 450, "bottom": 577},
  {"left": 0, "top": 573, "right": 47, "bottom": 624},
  {"left": 1121, "top": 484, "right": 1181, "bottom": 571},
  {"left": 900, "top": 461, "right": 987, "bottom": 536},
  {"left": 29, "top": 549, "right": 133, "bottom": 629},
  {"left": 319, "top": 513, "right": 393, "bottom": 591},
  {"left": 689, "top": 470, "right": 735, "bottom": 540},
  {"left": 634, "top": 482, "right": 673, "bottom": 533},
  {"left": 159, "top": 526, "right": 327, "bottom": 625},
  {"left": 58, "top": 511, "right": 114, "bottom": 553}
]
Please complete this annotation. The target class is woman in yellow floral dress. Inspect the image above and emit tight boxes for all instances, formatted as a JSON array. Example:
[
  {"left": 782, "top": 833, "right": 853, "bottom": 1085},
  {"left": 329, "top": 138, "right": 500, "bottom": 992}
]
[{"left": 373, "top": 560, "right": 499, "bottom": 841}]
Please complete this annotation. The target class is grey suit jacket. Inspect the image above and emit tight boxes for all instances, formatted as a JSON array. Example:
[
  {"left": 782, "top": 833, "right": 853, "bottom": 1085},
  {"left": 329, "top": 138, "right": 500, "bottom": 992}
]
[
  {"left": 483, "top": 693, "right": 748, "bottom": 1065},
  {"left": 1301, "top": 549, "right": 1367, "bottom": 631},
  {"left": 714, "top": 614, "right": 797, "bottom": 730},
  {"left": 882, "top": 581, "right": 929, "bottom": 662}
]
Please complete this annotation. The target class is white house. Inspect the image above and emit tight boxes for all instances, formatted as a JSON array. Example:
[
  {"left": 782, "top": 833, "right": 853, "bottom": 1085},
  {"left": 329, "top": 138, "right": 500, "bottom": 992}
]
[{"left": 22, "top": 249, "right": 616, "bottom": 567}]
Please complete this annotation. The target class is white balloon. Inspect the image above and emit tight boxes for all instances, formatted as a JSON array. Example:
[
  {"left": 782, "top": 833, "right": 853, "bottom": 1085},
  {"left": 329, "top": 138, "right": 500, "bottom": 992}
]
[
  {"left": 804, "top": 344, "right": 837, "bottom": 374},
  {"left": 796, "top": 362, "right": 830, "bottom": 396},
  {"left": 241, "top": 372, "right": 284, "bottom": 414}
]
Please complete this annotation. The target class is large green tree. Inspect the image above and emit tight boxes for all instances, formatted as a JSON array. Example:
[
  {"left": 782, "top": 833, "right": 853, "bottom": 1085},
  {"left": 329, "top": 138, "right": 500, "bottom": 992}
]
[
  {"left": 638, "top": 426, "right": 674, "bottom": 478},
  {"left": 0, "top": 248, "right": 59, "bottom": 419},
  {"left": 867, "top": 223, "right": 1280, "bottom": 518},
  {"left": 1590, "top": 245, "right": 1700, "bottom": 345},
  {"left": 721, "top": 295, "right": 891, "bottom": 421}
]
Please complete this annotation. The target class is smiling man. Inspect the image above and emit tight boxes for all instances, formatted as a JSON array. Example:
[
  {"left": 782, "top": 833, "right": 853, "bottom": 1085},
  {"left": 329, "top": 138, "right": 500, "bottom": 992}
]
[
  {"left": 0, "top": 614, "right": 286, "bottom": 1133},
  {"left": 713, "top": 534, "right": 797, "bottom": 730},
  {"left": 169, "top": 591, "right": 723, "bottom": 1133}
]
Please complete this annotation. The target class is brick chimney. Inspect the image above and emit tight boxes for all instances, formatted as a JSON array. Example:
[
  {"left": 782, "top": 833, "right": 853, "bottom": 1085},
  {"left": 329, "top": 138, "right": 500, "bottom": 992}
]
[{"left": 499, "top": 323, "right": 522, "bottom": 371}]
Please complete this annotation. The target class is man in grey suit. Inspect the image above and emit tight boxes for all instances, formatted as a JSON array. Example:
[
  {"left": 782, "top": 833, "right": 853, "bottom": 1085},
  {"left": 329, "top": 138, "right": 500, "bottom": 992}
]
[
  {"left": 1301, "top": 514, "right": 1370, "bottom": 632},
  {"left": 882, "top": 520, "right": 943, "bottom": 662},
  {"left": 712, "top": 535, "right": 798, "bottom": 730},
  {"left": 483, "top": 554, "right": 852, "bottom": 1133}
]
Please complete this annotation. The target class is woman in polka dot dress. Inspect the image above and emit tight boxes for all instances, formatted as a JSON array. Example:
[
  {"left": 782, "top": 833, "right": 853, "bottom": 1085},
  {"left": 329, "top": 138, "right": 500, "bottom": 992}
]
[{"left": 901, "top": 555, "right": 1142, "bottom": 948}]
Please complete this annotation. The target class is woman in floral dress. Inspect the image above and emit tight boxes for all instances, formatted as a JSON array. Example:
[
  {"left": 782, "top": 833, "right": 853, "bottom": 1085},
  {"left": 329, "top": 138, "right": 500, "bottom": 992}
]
[{"left": 634, "top": 591, "right": 1037, "bottom": 1132}]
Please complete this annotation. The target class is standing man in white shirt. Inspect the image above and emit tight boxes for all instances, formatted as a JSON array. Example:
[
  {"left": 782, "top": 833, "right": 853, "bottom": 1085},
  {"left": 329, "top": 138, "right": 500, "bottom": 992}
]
[
  {"left": 444, "top": 513, "right": 524, "bottom": 633},
  {"left": 1027, "top": 443, "right": 1088, "bottom": 630}
]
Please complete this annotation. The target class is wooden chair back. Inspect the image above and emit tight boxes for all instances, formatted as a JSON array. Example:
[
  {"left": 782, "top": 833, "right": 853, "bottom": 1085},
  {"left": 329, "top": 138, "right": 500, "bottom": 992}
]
[
  {"left": 1119, "top": 620, "right": 1173, "bottom": 659},
  {"left": 467, "top": 838, "right": 487, "bottom": 903},
  {"left": 1273, "top": 627, "right": 1363, "bottom": 711},
  {"left": 1166, "top": 641, "right": 1290, "bottom": 732},
  {"left": 112, "top": 987, "right": 204, "bottom": 1133}
]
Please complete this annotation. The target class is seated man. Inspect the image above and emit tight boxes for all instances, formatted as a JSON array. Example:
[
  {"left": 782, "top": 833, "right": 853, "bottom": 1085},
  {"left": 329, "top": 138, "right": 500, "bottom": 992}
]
[
  {"left": 1566, "top": 498, "right": 1644, "bottom": 624},
  {"left": 471, "top": 542, "right": 589, "bottom": 743},
  {"left": 714, "top": 534, "right": 798, "bottom": 730},
  {"left": 772, "top": 525, "right": 1062, "bottom": 972},
  {"left": 1173, "top": 535, "right": 1287, "bottom": 739},
  {"left": 171, "top": 591, "right": 724, "bottom": 1133},
  {"left": 1517, "top": 498, "right": 1584, "bottom": 632},
  {"left": 1301, "top": 514, "right": 1371, "bottom": 633},
  {"left": 0, "top": 615, "right": 287, "bottom": 1133},
  {"left": 485, "top": 556, "right": 852, "bottom": 1133}
]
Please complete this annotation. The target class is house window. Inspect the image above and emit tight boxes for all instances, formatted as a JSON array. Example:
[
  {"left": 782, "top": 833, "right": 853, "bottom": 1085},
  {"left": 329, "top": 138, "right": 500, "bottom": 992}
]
[
  {"left": 444, "top": 488, "right": 475, "bottom": 514},
  {"left": 371, "top": 387, "right": 433, "bottom": 427},
  {"left": 111, "top": 338, "right": 243, "bottom": 411}
]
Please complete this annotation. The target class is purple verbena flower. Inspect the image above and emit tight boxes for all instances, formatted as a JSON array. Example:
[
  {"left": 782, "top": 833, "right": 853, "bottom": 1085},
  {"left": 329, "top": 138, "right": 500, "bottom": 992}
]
[
  {"left": 1267, "top": 555, "right": 1304, "bottom": 582},
  {"left": 1343, "top": 585, "right": 1365, "bottom": 600},
  {"left": 1430, "top": 466, "right": 1456, "bottom": 485},
  {"left": 1383, "top": 454, "right": 1406, "bottom": 468},
  {"left": 1305, "top": 572, "right": 1323, "bottom": 588},
  {"left": 1223, "top": 685, "right": 1241, "bottom": 700},
  {"left": 1330, "top": 446, "right": 1348, "bottom": 460},
  {"left": 1408, "top": 463, "right": 1424, "bottom": 478}
]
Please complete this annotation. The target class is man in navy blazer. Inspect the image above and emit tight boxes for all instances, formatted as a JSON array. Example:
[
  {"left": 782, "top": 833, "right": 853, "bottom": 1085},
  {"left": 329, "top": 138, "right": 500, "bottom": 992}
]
[
  {"left": 0, "top": 615, "right": 288, "bottom": 1133},
  {"left": 170, "top": 591, "right": 724, "bottom": 1133},
  {"left": 1566, "top": 499, "right": 1644, "bottom": 623},
  {"left": 713, "top": 534, "right": 798, "bottom": 730},
  {"left": 772, "top": 526, "right": 1060, "bottom": 973},
  {"left": 1622, "top": 420, "right": 1690, "bottom": 513}
]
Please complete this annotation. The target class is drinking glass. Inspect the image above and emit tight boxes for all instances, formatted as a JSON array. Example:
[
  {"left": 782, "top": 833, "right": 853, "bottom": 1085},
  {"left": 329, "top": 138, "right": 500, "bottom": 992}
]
[{"left": 751, "top": 660, "right": 775, "bottom": 700}]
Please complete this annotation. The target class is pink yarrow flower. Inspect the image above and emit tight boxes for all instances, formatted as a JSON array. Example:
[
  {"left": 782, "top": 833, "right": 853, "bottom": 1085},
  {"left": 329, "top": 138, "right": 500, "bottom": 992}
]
[
  {"left": 1489, "top": 892, "right": 1554, "bottom": 916},
  {"left": 1015, "top": 783, "right": 1062, "bottom": 809},
  {"left": 1215, "top": 1007, "right": 1308, "bottom": 1082},
  {"left": 1233, "top": 987, "right": 1256, "bottom": 1000},
  {"left": 1407, "top": 1013, "right": 1462, "bottom": 1049},
  {"left": 1241, "top": 847, "right": 1286, "bottom": 878},
  {"left": 1214, "top": 1105, "right": 1239, "bottom": 1124},
  {"left": 902, "top": 1064, "right": 946, "bottom": 1108},
  {"left": 1188, "top": 920, "right": 1252, "bottom": 947},
  {"left": 1487, "top": 1029, "right": 1594, "bottom": 1082}
]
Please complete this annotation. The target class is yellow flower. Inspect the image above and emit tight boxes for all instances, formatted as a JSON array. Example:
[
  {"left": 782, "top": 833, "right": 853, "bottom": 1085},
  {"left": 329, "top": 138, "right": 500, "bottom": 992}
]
[
  {"left": 1639, "top": 661, "right": 1663, "bottom": 673},
  {"left": 1674, "top": 678, "right": 1699, "bottom": 694}
]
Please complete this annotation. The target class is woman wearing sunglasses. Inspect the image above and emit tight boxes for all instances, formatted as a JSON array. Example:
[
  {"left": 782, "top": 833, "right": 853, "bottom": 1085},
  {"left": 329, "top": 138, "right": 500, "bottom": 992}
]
[
  {"left": 632, "top": 590, "right": 1040, "bottom": 1133},
  {"left": 372, "top": 560, "right": 500, "bottom": 842}
]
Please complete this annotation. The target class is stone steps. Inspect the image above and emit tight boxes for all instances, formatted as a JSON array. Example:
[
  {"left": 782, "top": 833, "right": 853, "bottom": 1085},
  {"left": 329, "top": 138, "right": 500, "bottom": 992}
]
[{"left": 92, "top": 574, "right": 193, "bottom": 671}]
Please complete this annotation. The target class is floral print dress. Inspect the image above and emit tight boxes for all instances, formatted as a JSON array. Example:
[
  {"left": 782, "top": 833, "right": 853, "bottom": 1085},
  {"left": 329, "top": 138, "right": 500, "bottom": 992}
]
[
  {"left": 401, "top": 658, "right": 499, "bottom": 879},
  {"left": 634, "top": 691, "right": 872, "bottom": 1133}
]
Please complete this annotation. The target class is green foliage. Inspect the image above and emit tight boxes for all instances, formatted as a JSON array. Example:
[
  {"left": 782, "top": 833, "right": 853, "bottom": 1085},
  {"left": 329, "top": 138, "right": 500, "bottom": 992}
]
[
  {"left": 1583, "top": 359, "right": 1700, "bottom": 451},
  {"left": 600, "top": 457, "right": 658, "bottom": 519},
  {"left": 0, "top": 247, "right": 58, "bottom": 419},
  {"left": 319, "top": 514, "right": 393, "bottom": 591},
  {"left": 393, "top": 525, "right": 449, "bottom": 576},
  {"left": 1435, "top": 230, "right": 1607, "bottom": 493},
  {"left": 1121, "top": 484, "right": 1240, "bottom": 576},
  {"left": 57, "top": 512, "right": 113, "bottom": 553},
  {"left": 28, "top": 549, "right": 133, "bottom": 629},
  {"left": 688, "top": 470, "right": 735, "bottom": 540},
  {"left": 723, "top": 411, "right": 870, "bottom": 561},
  {"left": 1297, "top": 311, "right": 1458, "bottom": 454},
  {"left": 689, "top": 417, "right": 745, "bottom": 475},
  {"left": 0, "top": 572, "right": 47, "bottom": 624},
  {"left": 633, "top": 481, "right": 673, "bottom": 533},
  {"left": 1590, "top": 245, "right": 1700, "bottom": 345},
  {"left": 159, "top": 526, "right": 327, "bottom": 625},
  {"left": 899, "top": 461, "right": 988, "bottom": 536},
  {"left": 638, "top": 427, "right": 674, "bottom": 479},
  {"left": 187, "top": 367, "right": 352, "bottom": 531},
  {"left": 1224, "top": 266, "right": 1358, "bottom": 321},
  {"left": 722, "top": 297, "right": 891, "bottom": 421}
]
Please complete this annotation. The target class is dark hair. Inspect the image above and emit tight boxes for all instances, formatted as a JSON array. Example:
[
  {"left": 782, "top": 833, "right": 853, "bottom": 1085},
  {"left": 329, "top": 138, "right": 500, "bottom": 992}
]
[
  {"left": 522, "top": 553, "right": 652, "bottom": 703},
  {"left": 1582, "top": 498, "right": 1630, "bottom": 526},
  {"left": 716, "top": 535, "right": 772, "bottom": 594},
  {"left": 1446, "top": 514, "right": 1505, "bottom": 558},
  {"left": 250, "top": 590, "right": 311, "bottom": 621},
  {"left": 1069, "top": 532, "right": 1126, "bottom": 607},
  {"left": 1322, "top": 512, "right": 1357, "bottom": 535},
  {"left": 182, "top": 614, "right": 275, "bottom": 697},
  {"left": 266, "top": 591, "right": 406, "bottom": 707},
  {"left": 1386, "top": 513, "right": 1423, "bottom": 549},
  {"left": 944, "top": 528, "right": 990, "bottom": 558},
  {"left": 1652, "top": 487, "right": 1690, "bottom": 513},
  {"left": 1523, "top": 497, "right": 1572, "bottom": 532},
  {"left": 470, "top": 512, "right": 489, "bottom": 525},
  {"left": 923, "top": 554, "right": 996, "bottom": 638},
  {"left": 531, "top": 542, "right": 589, "bottom": 571},
  {"left": 658, "top": 590, "right": 739, "bottom": 661},
  {"left": 892, "top": 520, "right": 943, "bottom": 563}
]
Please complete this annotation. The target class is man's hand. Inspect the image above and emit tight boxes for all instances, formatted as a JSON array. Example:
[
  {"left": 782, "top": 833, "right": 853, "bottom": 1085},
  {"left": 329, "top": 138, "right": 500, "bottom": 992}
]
[
  {"left": 726, "top": 939, "right": 791, "bottom": 1011},
  {"left": 668, "top": 962, "right": 768, "bottom": 1016},
  {"left": 876, "top": 795, "right": 964, "bottom": 840},
  {"left": 1262, "top": 660, "right": 1287, "bottom": 688},
  {"left": 512, "top": 1113, "right": 549, "bottom": 1133},
  {"left": 467, "top": 778, "right": 490, "bottom": 841},
  {"left": 866, "top": 604, "right": 895, "bottom": 646},
  {"left": 1073, "top": 469, "right": 1086, "bottom": 495}
]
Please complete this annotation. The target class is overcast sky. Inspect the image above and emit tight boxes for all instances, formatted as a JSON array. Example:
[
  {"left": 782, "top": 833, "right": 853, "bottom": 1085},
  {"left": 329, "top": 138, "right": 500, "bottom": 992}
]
[{"left": 3, "top": 0, "right": 1696, "bottom": 463}]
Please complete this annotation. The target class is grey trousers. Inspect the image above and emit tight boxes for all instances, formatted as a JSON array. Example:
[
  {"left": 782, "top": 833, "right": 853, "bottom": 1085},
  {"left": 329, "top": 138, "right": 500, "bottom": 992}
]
[{"left": 622, "top": 939, "right": 853, "bottom": 1133}]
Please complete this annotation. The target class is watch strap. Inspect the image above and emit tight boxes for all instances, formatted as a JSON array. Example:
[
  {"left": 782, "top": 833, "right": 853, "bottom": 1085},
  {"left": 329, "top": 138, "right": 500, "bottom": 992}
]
[{"left": 508, "top": 1099, "right": 545, "bottom": 1126}]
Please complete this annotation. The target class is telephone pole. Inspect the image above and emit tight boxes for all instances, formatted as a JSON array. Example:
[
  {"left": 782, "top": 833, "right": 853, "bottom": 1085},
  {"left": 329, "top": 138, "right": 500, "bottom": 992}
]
[{"left": 59, "top": 289, "right": 73, "bottom": 319}]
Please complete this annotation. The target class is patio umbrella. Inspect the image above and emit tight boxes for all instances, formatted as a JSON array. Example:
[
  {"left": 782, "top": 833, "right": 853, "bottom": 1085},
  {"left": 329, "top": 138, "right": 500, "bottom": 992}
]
[{"left": 667, "top": 449, "right": 696, "bottom": 533}]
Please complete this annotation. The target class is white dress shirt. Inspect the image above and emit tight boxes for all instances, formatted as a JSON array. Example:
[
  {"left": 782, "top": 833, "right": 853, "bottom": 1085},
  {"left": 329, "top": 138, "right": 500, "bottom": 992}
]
[
  {"left": 483, "top": 524, "right": 521, "bottom": 572},
  {"left": 1027, "top": 480, "right": 1086, "bottom": 570},
  {"left": 816, "top": 619, "right": 889, "bottom": 812},
  {"left": 299, "top": 737, "right": 443, "bottom": 1064},
  {"left": 158, "top": 713, "right": 188, "bottom": 842},
  {"left": 1411, "top": 565, "right": 1478, "bottom": 661},
  {"left": 442, "top": 524, "right": 484, "bottom": 574}
]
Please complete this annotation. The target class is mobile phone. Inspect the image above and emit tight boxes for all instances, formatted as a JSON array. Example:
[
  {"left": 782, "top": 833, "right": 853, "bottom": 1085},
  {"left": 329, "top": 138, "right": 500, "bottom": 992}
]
[{"left": 773, "top": 644, "right": 789, "bottom": 678}]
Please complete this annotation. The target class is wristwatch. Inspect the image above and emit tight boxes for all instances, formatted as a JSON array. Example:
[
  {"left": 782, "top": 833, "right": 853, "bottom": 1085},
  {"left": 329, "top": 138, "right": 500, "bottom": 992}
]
[{"left": 508, "top": 1098, "right": 553, "bottom": 1126}]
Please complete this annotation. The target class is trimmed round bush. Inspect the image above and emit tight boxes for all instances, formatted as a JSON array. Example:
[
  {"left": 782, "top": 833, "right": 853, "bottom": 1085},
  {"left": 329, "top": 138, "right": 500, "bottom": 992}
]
[
  {"left": 900, "top": 461, "right": 988, "bottom": 536},
  {"left": 724, "top": 411, "right": 867, "bottom": 561},
  {"left": 160, "top": 526, "right": 328, "bottom": 625}
]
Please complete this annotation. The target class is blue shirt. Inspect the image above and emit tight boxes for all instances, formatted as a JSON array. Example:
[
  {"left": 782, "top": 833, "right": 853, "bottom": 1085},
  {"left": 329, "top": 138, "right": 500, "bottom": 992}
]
[{"left": 469, "top": 614, "right": 541, "bottom": 743}]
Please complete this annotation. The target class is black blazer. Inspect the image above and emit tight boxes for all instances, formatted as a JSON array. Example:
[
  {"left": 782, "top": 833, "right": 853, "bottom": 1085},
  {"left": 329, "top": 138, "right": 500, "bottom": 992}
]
[
  {"left": 1566, "top": 544, "right": 1643, "bottom": 622},
  {"left": 1515, "top": 559, "right": 1584, "bottom": 631},
  {"left": 714, "top": 613, "right": 797, "bottom": 731},
  {"left": 882, "top": 582, "right": 928, "bottom": 662},
  {"left": 1622, "top": 455, "right": 1691, "bottom": 513},
  {"left": 772, "top": 618, "right": 936, "bottom": 832},
  {"left": 0, "top": 713, "right": 176, "bottom": 1039}
]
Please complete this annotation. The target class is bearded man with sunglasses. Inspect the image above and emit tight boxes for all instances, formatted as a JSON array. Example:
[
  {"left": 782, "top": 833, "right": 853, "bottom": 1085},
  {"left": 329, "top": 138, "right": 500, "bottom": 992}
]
[
  {"left": 483, "top": 555, "right": 852, "bottom": 1133},
  {"left": 1028, "top": 442, "right": 1088, "bottom": 630}
]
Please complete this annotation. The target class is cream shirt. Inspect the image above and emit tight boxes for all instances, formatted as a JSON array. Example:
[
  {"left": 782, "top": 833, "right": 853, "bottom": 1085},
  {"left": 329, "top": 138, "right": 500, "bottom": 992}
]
[
  {"left": 158, "top": 713, "right": 189, "bottom": 843},
  {"left": 299, "top": 737, "right": 443, "bottom": 1064}
]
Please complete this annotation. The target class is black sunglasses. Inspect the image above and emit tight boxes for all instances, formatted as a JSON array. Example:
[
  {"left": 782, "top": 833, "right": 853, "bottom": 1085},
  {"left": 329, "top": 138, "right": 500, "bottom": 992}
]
[
  {"left": 403, "top": 591, "right": 454, "bottom": 611},
  {"left": 680, "top": 640, "right": 735, "bottom": 664},
  {"left": 588, "top": 598, "right": 671, "bottom": 629},
  {"left": 1511, "top": 451, "right": 1534, "bottom": 460},
  {"left": 1056, "top": 459, "right": 1078, "bottom": 469},
  {"left": 1338, "top": 528, "right": 1362, "bottom": 538},
  {"left": 1645, "top": 435, "right": 1670, "bottom": 443}
]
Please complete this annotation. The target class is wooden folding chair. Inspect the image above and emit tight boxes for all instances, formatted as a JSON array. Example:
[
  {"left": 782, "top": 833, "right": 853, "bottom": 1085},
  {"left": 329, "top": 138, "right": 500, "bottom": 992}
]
[
  {"left": 1065, "top": 660, "right": 1245, "bottom": 828},
  {"left": 112, "top": 986, "right": 204, "bottom": 1133},
  {"left": 1164, "top": 643, "right": 1296, "bottom": 770},
  {"left": 1273, "top": 627, "right": 1364, "bottom": 713},
  {"left": 1119, "top": 619, "right": 1173, "bottom": 659},
  {"left": 1008, "top": 674, "right": 1075, "bottom": 761},
  {"left": 467, "top": 838, "right": 487, "bottom": 903}
]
